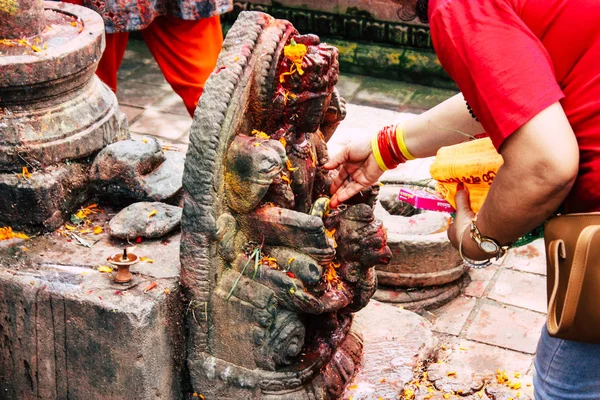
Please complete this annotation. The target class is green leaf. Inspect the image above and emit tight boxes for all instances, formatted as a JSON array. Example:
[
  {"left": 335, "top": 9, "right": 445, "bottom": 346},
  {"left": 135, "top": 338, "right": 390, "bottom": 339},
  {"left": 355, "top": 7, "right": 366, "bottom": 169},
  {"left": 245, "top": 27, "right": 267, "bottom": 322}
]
[{"left": 70, "top": 214, "right": 85, "bottom": 225}]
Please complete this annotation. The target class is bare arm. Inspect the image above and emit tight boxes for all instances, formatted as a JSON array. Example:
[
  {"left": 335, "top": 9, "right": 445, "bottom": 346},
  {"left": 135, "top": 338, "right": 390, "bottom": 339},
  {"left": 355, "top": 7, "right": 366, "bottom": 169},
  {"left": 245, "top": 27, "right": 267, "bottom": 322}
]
[
  {"left": 450, "top": 102, "right": 579, "bottom": 259},
  {"left": 404, "top": 92, "right": 484, "bottom": 157},
  {"left": 325, "top": 92, "right": 483, "bottom": 207}
]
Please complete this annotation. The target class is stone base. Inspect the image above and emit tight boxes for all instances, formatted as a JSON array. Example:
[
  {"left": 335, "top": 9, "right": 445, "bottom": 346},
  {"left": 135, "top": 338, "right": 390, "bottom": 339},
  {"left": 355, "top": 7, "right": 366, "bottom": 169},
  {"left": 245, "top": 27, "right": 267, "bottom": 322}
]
[
  {"left": 0, "top": 231, "right": 184, "bottom": 399},
  {"left": 373, "top": 184, "right": 470, "bottom": 309},
  {"left": 0, "top": 164, "right": 90, "bottom": 232},
  {"left": 374, "top": 274, "right": 471, "bottom": 311},
  {"left": 188, "top": 325, "right": 364, "bottom": 400}
]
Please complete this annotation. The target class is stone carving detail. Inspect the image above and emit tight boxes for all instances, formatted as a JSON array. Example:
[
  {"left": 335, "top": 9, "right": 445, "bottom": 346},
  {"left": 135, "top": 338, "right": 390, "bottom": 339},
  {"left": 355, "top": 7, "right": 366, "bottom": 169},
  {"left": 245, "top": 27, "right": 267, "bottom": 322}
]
[{"left": 180, "top": 11, "right": 391, "bottom": 399}]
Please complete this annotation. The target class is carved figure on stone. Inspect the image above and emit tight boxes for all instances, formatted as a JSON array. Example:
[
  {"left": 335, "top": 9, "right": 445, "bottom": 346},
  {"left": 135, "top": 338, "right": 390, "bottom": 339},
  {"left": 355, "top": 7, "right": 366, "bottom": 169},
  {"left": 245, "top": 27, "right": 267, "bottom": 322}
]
[{"left": 180, "top": 11, "right": 390, "bottom": 399}]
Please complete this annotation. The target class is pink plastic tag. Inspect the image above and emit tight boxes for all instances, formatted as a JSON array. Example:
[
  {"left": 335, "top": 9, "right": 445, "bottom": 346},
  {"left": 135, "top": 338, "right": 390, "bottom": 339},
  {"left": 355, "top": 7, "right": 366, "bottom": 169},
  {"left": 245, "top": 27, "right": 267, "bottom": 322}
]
[{"left": 398, "top": 186, "right": 455, "bottom": 213}]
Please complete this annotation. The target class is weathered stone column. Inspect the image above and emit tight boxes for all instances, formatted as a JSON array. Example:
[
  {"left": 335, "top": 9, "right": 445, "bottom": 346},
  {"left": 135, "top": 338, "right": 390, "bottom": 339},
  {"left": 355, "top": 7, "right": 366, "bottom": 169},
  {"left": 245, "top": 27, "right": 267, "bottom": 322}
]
[
  {"left": 0, "top": 0, "right": 46, "bottom": 39},
  {"left": 0, "top": 1, "right": 127, "bottom": 231}
]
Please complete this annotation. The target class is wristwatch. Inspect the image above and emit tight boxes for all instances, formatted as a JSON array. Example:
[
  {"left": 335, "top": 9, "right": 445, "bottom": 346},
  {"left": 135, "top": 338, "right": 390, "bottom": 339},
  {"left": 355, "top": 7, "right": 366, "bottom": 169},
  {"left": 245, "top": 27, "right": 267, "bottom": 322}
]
[{"left": 469, "top": 214, "right": 511, "bottom": 258}]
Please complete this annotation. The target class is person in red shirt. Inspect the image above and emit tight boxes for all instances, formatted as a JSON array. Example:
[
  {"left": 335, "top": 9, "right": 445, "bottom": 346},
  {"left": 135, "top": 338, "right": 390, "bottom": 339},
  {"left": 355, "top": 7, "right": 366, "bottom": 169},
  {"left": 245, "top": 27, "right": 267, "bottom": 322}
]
[{"left": 325, "top": 0, "right": 600, "bottom": 397}]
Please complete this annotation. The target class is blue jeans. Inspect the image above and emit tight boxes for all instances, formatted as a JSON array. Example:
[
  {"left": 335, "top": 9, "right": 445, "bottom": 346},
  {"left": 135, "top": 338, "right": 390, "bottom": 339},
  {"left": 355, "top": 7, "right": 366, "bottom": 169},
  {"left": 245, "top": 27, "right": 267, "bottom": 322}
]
[{"left": 534, "top": 325, "right": 600, "bottom": 399}]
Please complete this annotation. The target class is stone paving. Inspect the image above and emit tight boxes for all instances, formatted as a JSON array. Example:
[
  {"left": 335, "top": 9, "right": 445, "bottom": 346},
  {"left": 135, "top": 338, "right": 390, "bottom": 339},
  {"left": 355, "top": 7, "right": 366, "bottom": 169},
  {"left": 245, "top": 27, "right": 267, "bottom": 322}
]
[{"left": 116, "top": 39, "right": 547, "bottom": 399}]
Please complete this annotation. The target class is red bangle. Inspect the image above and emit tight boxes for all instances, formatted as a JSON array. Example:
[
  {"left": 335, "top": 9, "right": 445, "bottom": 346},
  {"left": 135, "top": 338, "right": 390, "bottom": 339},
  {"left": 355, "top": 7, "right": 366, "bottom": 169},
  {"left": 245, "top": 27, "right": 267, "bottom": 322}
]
[
  {"left": 377, "top": 128, "right": 398, "bottom": 169},
  {"left": 379, "top": 124, "right": 408, "bottom": 165},
  {"left": 385, "top": 124, "right": 407, "bottom": 164}
]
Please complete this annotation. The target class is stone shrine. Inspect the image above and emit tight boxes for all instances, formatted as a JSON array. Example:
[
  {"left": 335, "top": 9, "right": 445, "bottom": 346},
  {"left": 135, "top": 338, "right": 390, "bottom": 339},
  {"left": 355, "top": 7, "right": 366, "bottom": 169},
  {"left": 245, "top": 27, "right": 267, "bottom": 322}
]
[{"left": 180, "top": 11, "right": 391, "bottom": 399}]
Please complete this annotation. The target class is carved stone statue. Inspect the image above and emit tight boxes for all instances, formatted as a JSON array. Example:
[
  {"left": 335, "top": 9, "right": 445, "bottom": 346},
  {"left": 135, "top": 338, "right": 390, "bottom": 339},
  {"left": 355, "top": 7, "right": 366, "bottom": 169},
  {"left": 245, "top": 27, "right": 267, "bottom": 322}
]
[{"left": 180, "top": 11, "right": 391, "bottom": 399}]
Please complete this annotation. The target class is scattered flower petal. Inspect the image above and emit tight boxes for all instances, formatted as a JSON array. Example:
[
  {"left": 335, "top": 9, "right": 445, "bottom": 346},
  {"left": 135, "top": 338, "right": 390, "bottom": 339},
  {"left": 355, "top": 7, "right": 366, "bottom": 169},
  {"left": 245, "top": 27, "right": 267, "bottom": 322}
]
[
  {"left": 144, "top": 282, "right": 158, "bottom": 292},
  {"left": 98, "top": 265, "right": 113, "bottom": 273}
]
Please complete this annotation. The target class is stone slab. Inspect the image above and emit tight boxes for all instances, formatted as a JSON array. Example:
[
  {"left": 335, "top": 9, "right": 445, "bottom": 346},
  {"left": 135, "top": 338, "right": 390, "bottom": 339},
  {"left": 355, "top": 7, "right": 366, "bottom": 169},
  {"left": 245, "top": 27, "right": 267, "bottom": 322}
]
[
  {"left": 24, "top": 232, "right": 181, "bottom": 280},
  {"left": 423, "top": 338, "right": 534, "bottom": 399},
  {"left": 488, "top": 269, "right": 547, "bottom": 313},
  {"left": 116, "top": 80, "right": 172, "bottom": 109},
  {"left": 122, "top": 39, "right": 153, "bottom": 62},
  {"left": 126, "top": 62, "right": 169, "bottom": 87},
  {"left": 0, "top": 229, "right": 184, "bottom": 399},
  {"left": 117, "top": 57, "right": 142, "bottom": 80},
  {"left": 119, "top": 105, "right": 145, "bottom": 124},
  {"left": 466, "top": 303, "right": 546, "bottom": 354},
  {"left": 353, "top": 77, "right": 415, "bottom": 109},
  {"left": 151, "top": 92, "right": 190, "bottom": 116},
  {"left": 437, "top": 338, "right": 534, "bottom": 376},
  {"left": 408, "top": 85, "right": 458, "bottom": 111},
  {"left": 343, "top": 300, "right": 437, "bottom": 400},
  {"left": 129, "top": 109, "right": 192, "bottom": 141},
  {"left": 427, "top": 295, "right": 477, "bottom": 336},
  {"left": 336, "top": 73, "right": 364, "bottom": 101},
  {"left": 463, "top": 266, "right": 499, "bottom": 298},
  {"left": 503, "top": 239, "right": 546, "bottom": 276}
]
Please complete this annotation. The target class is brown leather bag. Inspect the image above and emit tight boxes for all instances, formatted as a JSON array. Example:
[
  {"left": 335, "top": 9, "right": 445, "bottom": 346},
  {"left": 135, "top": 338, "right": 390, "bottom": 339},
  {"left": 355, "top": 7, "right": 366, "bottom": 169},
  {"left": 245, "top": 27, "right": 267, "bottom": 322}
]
[{"left": 544, "top": 213, "right": 600, "bottom": 343}]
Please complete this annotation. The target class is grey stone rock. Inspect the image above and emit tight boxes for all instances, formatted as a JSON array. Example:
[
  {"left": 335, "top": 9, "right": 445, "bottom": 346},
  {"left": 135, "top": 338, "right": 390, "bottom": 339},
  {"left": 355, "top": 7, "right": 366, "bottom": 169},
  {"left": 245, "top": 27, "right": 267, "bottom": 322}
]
[
  {"left": 90, "top": 138, "right": 184, "bottom": 205},
  {"left": 109, "top": 202, "right": 182, "bottom": 239},
  {"left": 0, "top": 163, "right": 89, "bottom": 232}
]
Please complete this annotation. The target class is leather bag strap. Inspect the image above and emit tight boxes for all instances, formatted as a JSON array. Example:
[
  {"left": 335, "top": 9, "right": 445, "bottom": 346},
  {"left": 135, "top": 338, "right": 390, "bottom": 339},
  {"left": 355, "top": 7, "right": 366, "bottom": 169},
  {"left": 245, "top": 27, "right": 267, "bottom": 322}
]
[{"left": 547, "top": 225, "right": 600, "bottom": 335}]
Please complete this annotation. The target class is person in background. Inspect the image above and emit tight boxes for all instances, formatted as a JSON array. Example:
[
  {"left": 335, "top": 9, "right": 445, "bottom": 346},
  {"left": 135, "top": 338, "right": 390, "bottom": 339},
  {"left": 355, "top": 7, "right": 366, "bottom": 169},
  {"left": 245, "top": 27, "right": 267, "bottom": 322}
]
[
  {"left": 62, "top": 0, "right": 232, "bottom": 116},
  {"left": 325, "top": 0, "right": 600, "bottom": 398}
]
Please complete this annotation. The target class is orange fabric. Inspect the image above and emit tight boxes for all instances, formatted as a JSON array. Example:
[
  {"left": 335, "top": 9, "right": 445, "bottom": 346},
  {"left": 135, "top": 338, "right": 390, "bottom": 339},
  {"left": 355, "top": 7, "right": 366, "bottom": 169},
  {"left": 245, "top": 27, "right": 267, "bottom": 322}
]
[
  {"left": 142, "top": 15, "right": 223, "bottom": 116},
  {"left": 61, "top": 0, "right": 223, "bottom": 117},
  {"left": 96, "top": 31, "right": 130, "bottom": 92},
  {"left": 61, "top": 0, "right": 128, "bottom": 92},
  {"left": 429, "top": 138, "right": 504, "bottom": 213}
]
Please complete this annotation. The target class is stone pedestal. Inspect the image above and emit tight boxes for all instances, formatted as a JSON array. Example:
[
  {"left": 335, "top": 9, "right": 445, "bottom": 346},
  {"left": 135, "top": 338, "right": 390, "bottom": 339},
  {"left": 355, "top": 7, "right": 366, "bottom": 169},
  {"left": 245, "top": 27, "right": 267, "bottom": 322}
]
[
  {"left": 0, "top": 0, "right": 46, "bottom": 39},
  {"left": 0, "top": 1, "right": 127, "bottom": 231},
  {"left": 0, "top": 224, "right": 184, "bottom": 399},
  {"left": 373, "top": 184, "right": 470, "bottom": 311}
]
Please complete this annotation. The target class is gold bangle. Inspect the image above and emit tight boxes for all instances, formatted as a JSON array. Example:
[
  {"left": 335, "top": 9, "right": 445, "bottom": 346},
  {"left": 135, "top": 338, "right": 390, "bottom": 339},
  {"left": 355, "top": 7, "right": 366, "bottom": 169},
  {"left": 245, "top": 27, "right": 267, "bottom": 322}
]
[
  {"left": 395, "top": 122, "right": 416, "bottom": 161},
  {"left": 371, "top": 133, "right": 389, "bottom": 171}
]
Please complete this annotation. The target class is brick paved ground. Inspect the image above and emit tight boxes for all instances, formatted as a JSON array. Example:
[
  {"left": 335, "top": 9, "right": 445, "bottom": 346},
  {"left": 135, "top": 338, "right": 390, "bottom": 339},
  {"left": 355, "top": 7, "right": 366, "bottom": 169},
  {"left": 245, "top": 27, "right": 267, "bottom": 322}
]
[{"left": 117, "top": 39, "right": 546, "bottom": 399}]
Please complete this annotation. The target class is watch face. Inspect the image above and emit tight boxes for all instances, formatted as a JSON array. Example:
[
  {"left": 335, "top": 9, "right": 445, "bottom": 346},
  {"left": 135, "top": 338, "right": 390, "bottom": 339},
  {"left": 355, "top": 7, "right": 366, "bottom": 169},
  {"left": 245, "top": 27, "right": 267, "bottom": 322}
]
[{"left": 480, "top": 239, "right": 499, "bottom": 254}]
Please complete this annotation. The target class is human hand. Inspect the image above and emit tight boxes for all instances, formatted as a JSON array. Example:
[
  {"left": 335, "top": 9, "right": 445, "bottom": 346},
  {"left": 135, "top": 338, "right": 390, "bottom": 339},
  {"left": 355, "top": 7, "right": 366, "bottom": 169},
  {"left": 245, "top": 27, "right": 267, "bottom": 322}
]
[
  {"left": 447, "top": 184, "right": 489, "bottom": 261},
  {"left": 323, "top": 137, "right": 384, "bottom": 208}
]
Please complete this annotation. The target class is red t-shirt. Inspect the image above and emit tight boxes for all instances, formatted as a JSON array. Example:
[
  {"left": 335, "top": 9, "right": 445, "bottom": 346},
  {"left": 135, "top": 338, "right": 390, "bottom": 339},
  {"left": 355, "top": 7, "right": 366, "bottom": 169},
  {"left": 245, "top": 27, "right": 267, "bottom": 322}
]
[{"left": 429, "top": 0, "right": 600, "bottom": 213}]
